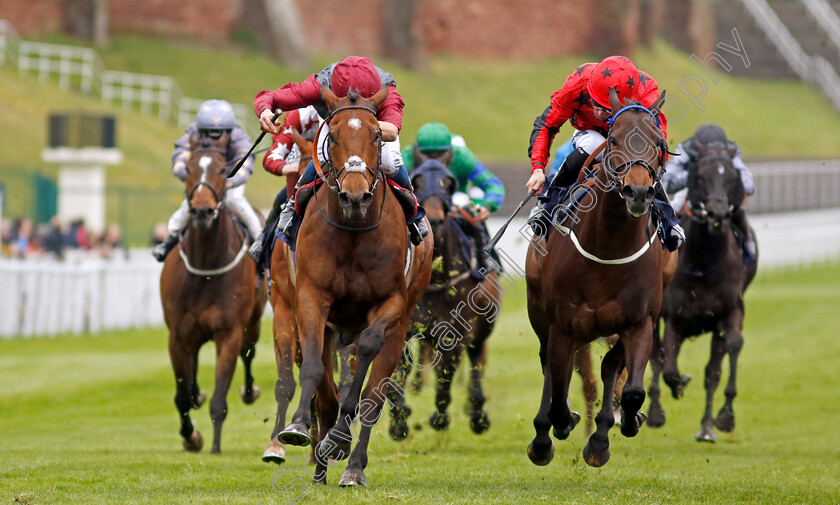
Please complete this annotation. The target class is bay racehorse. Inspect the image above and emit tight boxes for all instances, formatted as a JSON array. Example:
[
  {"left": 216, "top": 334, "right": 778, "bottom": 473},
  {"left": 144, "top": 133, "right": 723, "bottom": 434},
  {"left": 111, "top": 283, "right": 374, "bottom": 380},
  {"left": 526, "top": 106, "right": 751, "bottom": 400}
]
[
  {"left": 271, "top": 87, "right": 433, "bottom": 487},
  {"left": 647, "top": 141, "right": 758, "bottom": 442},
  {"left": 386, "top": 157, "right": 499, "bottom": 440},
  {"left": 525, "top": 89, "right": 677, "bottom": 467},
  {"left": 160, "top": 133, "right": 267, "bottom": 454}
]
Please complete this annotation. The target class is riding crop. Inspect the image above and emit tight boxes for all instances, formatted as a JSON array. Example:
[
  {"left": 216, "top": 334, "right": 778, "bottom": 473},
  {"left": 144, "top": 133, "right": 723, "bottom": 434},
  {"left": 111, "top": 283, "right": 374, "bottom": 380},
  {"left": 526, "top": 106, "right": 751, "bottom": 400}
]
[
  {"left": 484, "top": 190, "right": 536, "bottom": 253},
  {"left": 227, "top": 110, "right": 281, "bottom": 179}
]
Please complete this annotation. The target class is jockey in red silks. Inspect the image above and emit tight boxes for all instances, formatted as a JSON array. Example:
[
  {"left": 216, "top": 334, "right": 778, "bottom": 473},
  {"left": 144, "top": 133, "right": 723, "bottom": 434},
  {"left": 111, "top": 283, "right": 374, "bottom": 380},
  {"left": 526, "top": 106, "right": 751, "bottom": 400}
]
[
  {"left": 253, "top": 56, "right": 429, "bottom": 246},
  {"left": 525, "top": 55, "right": 684, "bottom": 251}
]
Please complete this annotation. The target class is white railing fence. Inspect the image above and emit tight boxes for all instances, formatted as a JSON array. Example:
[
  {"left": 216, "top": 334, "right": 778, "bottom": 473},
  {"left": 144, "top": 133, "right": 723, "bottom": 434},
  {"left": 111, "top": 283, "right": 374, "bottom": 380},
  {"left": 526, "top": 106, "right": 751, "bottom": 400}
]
[
  {"left": 741, "top": 0, "right": 840, "bottom": 110},
  {"left": 800, "top": 0, "right": 840, "bottom": 57},
  {"left": 0, "top": 19, "right": 257, "bottom": 136},
  {"left": 0, "top": 251, "right": 164, "bottom": 339}
]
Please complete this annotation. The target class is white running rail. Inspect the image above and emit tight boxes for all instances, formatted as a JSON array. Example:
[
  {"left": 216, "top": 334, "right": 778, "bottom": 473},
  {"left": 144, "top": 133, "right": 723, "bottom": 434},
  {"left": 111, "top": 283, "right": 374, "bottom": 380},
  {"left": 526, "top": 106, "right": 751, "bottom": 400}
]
[
  {"left": 801, "top": 0, "right": 840, "bottom": 56},
  {"left": 0, "top": 19, "right": 256, "bottom": 134}
]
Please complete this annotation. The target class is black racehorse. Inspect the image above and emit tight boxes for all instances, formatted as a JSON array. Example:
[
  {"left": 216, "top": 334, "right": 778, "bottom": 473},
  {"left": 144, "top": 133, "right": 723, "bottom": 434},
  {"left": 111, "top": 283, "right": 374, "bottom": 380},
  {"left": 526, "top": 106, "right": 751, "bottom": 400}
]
[
  {"left": 387, "top": 158, "right": 499, "bottom": 439},
  {"left": 647, "top": 140, "right": 758, "bottom": 442}
]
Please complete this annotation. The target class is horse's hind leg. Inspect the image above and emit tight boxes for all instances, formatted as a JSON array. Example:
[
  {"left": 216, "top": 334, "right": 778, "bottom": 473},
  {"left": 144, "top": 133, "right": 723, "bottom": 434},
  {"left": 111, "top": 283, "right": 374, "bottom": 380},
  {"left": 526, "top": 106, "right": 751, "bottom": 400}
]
[
  {"left": 714, "top": 311, "right": 744, "bottom": 433},
  {"left": 647, "top": 319, "right": 666, "bottom": 427},
  {"left": 169, "top": 335, "right": 203, "bottom": 452},
  {"left": 239, "top": 315, "right": 261, "bottom": 404},
  {"left": 209, "top": 329, "right": 242, "bottom": 454},
  {"left": 662, "top": 319, "right": 691, "bottom": 398},
  {"left": 583, "top": 340, "right": 625, "bottom": 467},
  {"left": 618, "top": 319, "right": 653, "bottom": 438},
  {"left": 574, "top": 344, "right": 598, "bottom": 436}
]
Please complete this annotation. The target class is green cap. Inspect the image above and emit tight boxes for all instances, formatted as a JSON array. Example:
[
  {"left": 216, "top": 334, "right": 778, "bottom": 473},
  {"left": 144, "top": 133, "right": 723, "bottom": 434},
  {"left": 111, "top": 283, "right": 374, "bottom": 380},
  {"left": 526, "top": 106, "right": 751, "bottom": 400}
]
[{"left": 416, "top": 122, "right": 452, "bottom": 152}]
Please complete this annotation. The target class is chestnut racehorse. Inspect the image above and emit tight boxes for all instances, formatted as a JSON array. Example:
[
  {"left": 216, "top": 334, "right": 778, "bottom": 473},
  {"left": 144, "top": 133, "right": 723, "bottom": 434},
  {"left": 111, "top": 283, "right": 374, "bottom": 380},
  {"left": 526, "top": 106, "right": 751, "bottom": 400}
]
[
  {"left": 647, "top": 141, "right": 758, "bottom": 442},
  {"left": 268, "top": 87, "right": 433, "bottom": 487},
  {"left": 160, "top": 133, "right": 267, "bottom": 454},
  {"left": 525, "top": 90, "right": 677, "bottom": 467}
]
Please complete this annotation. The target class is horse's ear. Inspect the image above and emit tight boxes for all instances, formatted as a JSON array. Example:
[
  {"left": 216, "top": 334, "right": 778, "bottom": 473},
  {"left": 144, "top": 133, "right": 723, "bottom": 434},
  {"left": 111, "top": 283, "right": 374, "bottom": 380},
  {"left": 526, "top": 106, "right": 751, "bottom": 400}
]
[
  {"left": 438, "top": 148, "right": 454, "bottom": 168},
  {"left": 370, "top": 86, "right": 389, "bottom": 111},
  {"left": 726, "top": 141, "right": 738, "bottom": 159},
  {"left": 650, "top": 90, "right": 667, "bottom": 116},
  {"left": 413, "top": 144, "right": 427, "bottom": 167},
  {"left": 189, "top": 135, "right": 199, "bottom": 150},
  {"left": 215, "top": 130, "right": 231, "bottom": 149},
  {"left": 322, "top": 85, "right": 340, "bottom": 111},
  {"left": 609, "top": 87, "right": 623, "bottom": 112},
  {"left": 289, "top": 127, "right": 306, "bottom": 149}
]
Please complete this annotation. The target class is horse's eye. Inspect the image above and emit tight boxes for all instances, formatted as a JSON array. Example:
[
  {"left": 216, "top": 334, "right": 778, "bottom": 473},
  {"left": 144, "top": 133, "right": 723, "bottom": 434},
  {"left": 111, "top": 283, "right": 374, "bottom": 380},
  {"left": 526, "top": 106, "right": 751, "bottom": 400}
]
[{"left": 610, "top": 137, "right": 619, "bottom": 147}]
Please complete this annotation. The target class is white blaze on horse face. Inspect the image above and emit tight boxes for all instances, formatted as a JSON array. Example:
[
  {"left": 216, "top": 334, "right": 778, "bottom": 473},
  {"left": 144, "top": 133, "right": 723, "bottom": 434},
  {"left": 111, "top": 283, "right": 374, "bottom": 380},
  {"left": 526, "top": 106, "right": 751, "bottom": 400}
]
[
  {"left": 199, "top": 156, "right": 213, "bottom": 183},
  {"left": 718, "top": 163, "right": 725, "bottom": 175},
  {"left": 344, "top": 155, "right": 367, "bottom": 173},
  {"left": 347, "top": 118, "right": 362, "bottom": 130}
]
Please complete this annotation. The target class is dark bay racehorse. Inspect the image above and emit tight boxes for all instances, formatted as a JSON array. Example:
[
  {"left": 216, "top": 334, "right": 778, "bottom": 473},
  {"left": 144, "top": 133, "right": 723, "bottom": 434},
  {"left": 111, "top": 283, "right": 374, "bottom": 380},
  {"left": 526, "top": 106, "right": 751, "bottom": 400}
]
[
  {"left": 386, "top": 158, "right": 499, "bottom": 440},
  {"left": 525, "top": 90, "right": 677, "bottom": 467},
  {"left": 271, "top": 87, "right": 433, "bottom": 487},
  {"left": 647, "top": 141, "right": 758, "bottom": 442},
  {"left": 160, "top": 134, "right": 267, "bottom": 454}
]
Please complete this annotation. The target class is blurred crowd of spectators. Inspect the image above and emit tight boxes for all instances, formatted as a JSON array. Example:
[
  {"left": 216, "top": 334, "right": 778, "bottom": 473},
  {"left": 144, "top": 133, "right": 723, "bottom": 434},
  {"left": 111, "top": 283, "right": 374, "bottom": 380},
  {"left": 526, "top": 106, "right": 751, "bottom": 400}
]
[{"left": 0, "top": 216, "right": 127, "bottom": 260}]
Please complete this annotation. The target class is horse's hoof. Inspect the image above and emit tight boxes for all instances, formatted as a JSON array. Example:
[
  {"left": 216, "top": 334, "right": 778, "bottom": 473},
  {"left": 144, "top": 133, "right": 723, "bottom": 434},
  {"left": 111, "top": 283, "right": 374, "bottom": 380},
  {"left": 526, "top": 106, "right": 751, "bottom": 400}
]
[
  {"left": 338, "top": 467, "right": 367, "bottom": 487},
  {"left": 389, "top": 420, "right": 409, "bottom": 441},
  {"left": 192, "top": 392, "right": 206, "bottom": 409},
  {"left": 552, "top": 411, "right": 580, "bottom": 440},
  {"left": 262, "top": 439, "right": 286, "bottom": 464},
  {"left": 583, "top": 440, "right": 610, "bottom": 467},
  {"left": 277, "top": 422, "right": 311, "bottom": 447},
  {"left": 527, "top": 440, "right": 554, "bottom": 466},
  {"left": 429, "top": 412, "right": 450, "bottom": 431},
  {"left": 695, "top": 426, "right": 717, "bottom": 443},
  {"left": 620, "top": 410, "right": 646, "bottom": 438},
  {"left": 664, "top": 373, "right": 691, "bottom": 399},
  {"left": 714, "top": 407, "right": 735, "bottom": 432},
  {"left": 647, "top": 405, "right": 666, "bottom": 428},
  {"left": 470, "top": 411, "right": 491, "bottom": 435},
  {"left": 240, "top": 385, "right": 261, "bottom": 405},
  {"left": 182, "top": 430, "right": 203, "bottom": 452},
  {"left": 316, "top": 432, "right": 351, "bottom": 461}
]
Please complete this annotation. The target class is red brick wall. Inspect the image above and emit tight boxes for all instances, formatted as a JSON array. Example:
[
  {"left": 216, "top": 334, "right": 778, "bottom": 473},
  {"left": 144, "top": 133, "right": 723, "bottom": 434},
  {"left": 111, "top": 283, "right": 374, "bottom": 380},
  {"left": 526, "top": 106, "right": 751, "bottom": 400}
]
[
  {"left": 1, "top": 0, "right": 645, "bottom": 59},
  {"left": 0, "top": 0, "right": 65, "bottom": 34}
]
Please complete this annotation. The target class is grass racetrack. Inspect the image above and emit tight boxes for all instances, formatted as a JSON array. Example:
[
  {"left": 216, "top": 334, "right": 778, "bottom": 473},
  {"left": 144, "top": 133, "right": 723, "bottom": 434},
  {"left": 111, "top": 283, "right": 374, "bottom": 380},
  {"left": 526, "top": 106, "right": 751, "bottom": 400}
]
[{"left": 2, "top": 262, "right": 839, "bottom": 504}]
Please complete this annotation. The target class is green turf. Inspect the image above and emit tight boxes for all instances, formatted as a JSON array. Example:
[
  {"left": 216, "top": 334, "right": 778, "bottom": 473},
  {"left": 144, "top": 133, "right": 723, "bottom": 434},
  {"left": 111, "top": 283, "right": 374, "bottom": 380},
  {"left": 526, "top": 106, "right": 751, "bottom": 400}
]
[{"left": 2, "top": 261, "right": 839, "bottom": 504}]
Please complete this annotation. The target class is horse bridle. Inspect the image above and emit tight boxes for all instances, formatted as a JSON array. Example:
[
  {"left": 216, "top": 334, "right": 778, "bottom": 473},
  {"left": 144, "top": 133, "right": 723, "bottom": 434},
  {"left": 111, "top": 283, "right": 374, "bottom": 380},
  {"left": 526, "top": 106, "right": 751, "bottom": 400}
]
[
  {"left": 312, "top": 104, "right": 383, "bottom": 194},
  {"left": 603, "top": 105, "right": 669, "bottom": 195},
  {"left": 186, "top": 146, "right": 228, "bottom": 221}
]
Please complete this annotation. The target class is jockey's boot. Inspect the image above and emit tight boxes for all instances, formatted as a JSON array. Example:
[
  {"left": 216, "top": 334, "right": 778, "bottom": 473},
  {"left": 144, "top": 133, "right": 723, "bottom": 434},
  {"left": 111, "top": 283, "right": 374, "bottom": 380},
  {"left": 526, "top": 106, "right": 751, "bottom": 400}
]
[
  {"left": 152, "top": 233, "right": 179, "bottom": 262},
  {"left": 388, "top": 168, "right": 429, "bottom": 246},
  {"left": 408, "top": 211, "right": 429, "bottom": 247},
  {"left": 731, "top": 207, "right": 757, "bottom": 265},
  {"left": 653, "top": 184, "right": 685, "bottom": 252},
  {"left": 249, "top": 189, "right": 288, "bottom": 265}
]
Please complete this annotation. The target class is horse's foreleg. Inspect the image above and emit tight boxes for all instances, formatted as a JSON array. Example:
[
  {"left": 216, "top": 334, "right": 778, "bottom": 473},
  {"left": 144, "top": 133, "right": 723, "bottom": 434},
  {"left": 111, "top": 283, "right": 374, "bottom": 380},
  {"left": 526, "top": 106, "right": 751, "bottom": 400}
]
[
  {"left": 337, "top": 329, "right": 405, "bottom": 487},
  {"left": 311, "top": 338, "right": 340, "bottom": 484},
  {"left": 429, "top": 346, "right": 460, "bottom": 431},
  {"left": 169, "top": 335, "right": 202, "bottom": 452},
  {"left": 714, "top": 310, "right": 744, "bottom": 434},
  {"left": 697, "top": 330, "right": 727, "bottom": 442},
  {"left": 662, "top": 319, "right": 691, "bottom": 398},
  {"left": 263, "top": 299, "right": 298, "bottom": 463},
  {"left": 527, "top": 362, "right": 555, "bottom": 466},
  {"left": 647, "top": 319, "right": 666, "bottom": 427},
  {"left": 387, "top": 351, "right": 413, "bottom": 441},
  {"left": 619, "top": 319, "right": 653, "bottom": 438},
  {"left": 239, "top": 314, "right": 261, "bottom": 405},
  {"left": 209, "top": 329, "right": 241, "bottom": 454},
  {"left": 546, "top": 331, "right": 579, "bottom": 441},
  {"left": 279, "top": 287, "right": 329, "bottom": 447},
  {"left": 583, "top": 339, "right": 625, "bottom": 467},
  {"left": 467, "top": 333, "right": 491, "bottom": 435},
  {"left": 322, "top": 295, "right": 405, "bottom": 462}
]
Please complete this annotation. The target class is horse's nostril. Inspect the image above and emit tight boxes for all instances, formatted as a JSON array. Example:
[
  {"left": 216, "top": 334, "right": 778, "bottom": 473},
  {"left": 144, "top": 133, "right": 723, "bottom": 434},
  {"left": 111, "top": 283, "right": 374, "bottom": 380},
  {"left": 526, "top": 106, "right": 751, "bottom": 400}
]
[
  {"left": 338, "top": 192, "right": 351, "bottom": 206},
  {"left": 621, "top": 186, "right": 635, "bottom": 200},
  {"left": 361, "top": 192, "right": 373, "bottom": 205},
  {"left": 645, "top": 187, "right": 655, "bottom": 202}
]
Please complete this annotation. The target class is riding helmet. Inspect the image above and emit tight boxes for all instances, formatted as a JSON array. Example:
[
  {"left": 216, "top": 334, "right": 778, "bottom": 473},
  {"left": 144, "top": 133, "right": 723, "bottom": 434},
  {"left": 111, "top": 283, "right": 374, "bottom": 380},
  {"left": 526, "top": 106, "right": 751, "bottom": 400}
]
[
  {"left": 416, "top": 122, "right": 452, "bottom": 153},
  {"left": 587, "top": 55, "right": 640, "bottom": 110}
]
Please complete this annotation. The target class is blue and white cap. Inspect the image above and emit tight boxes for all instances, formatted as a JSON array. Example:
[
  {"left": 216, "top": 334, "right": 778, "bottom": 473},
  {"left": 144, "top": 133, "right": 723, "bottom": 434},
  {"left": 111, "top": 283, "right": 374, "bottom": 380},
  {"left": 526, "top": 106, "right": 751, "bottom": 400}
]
[{"left": 196, "top": 99, "right": 236, "bottom": 130}]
